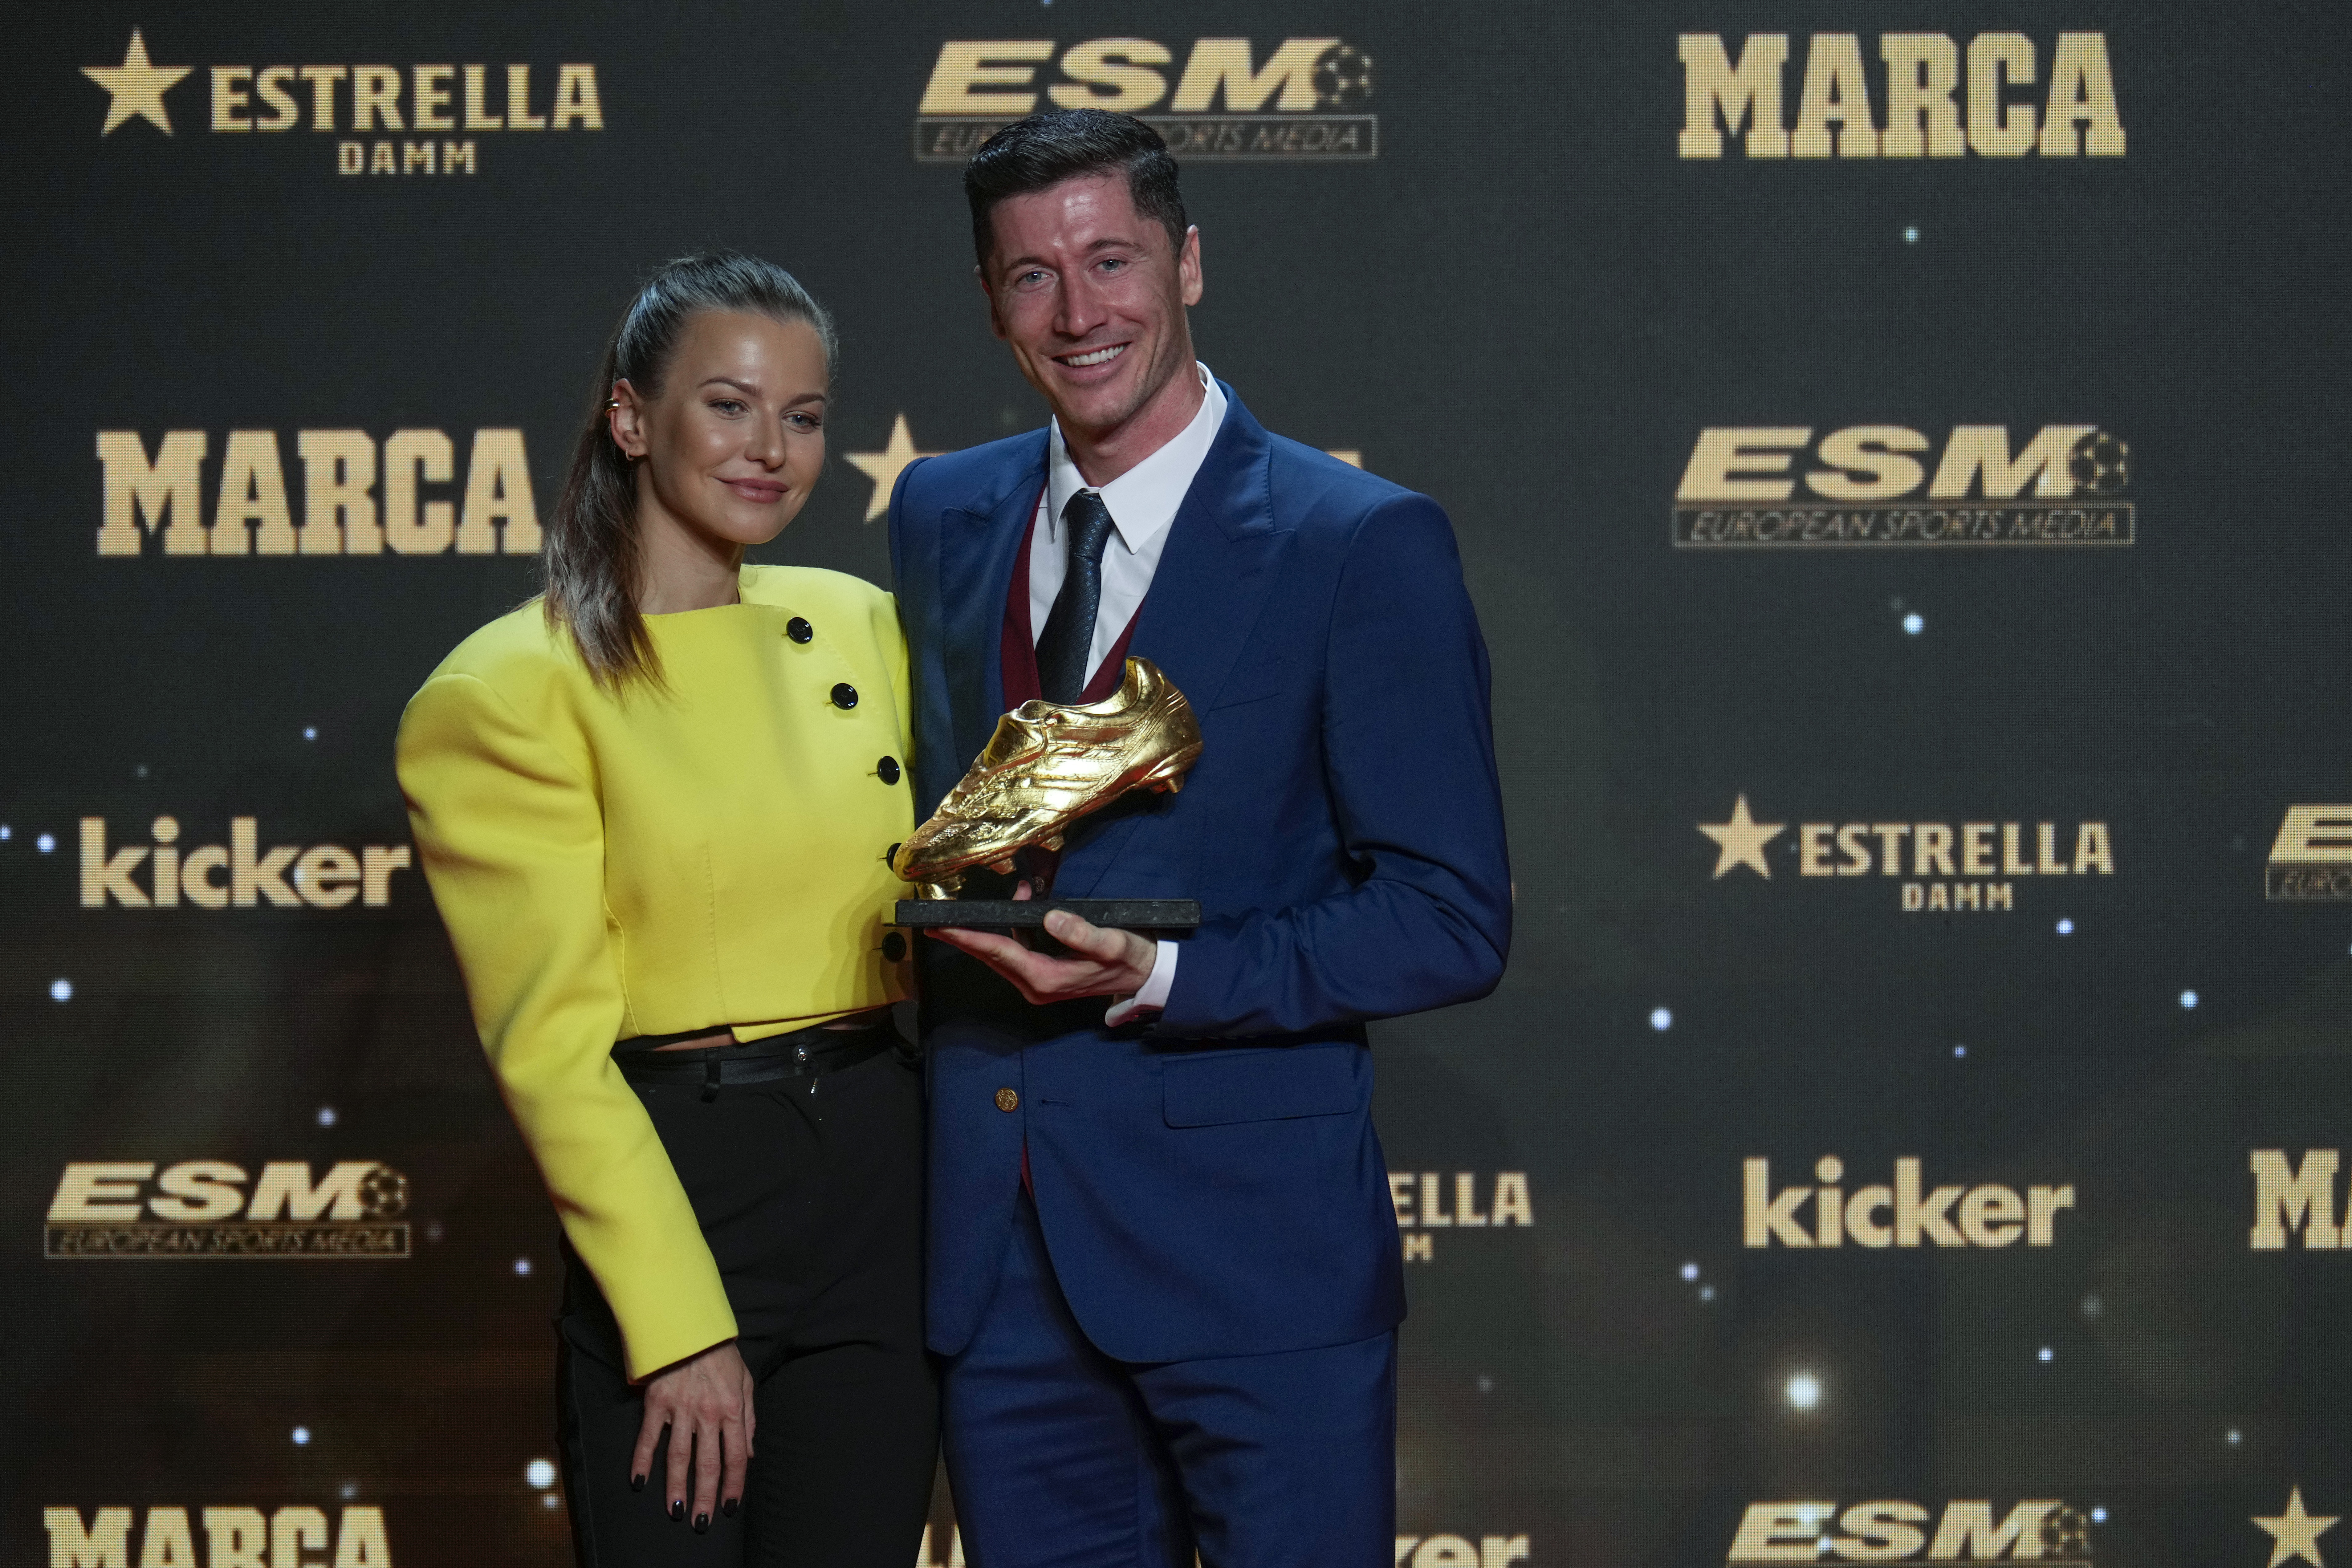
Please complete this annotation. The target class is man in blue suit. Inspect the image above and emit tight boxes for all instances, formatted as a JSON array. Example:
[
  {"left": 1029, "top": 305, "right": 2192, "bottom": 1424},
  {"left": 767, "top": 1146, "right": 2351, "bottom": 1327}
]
[{"left": 888, "top": 109, "right": 1511, "bottom": 1568}]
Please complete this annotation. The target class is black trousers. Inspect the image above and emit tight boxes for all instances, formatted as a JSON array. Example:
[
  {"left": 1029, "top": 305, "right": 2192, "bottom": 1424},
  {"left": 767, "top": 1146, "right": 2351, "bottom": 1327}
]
[{"left": 555, "top": 1040, "right": 938, "bottom": 1567}]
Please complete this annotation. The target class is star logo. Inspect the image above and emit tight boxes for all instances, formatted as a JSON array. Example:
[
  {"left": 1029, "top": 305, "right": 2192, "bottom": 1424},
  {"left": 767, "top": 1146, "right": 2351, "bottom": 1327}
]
[
  {"left": 2256, "top": 1489, "right": 2340, "bottom": 1568},
  {"left": 1698, "top": 794, "right": 1784, "bottom": 879},
  {"left": 83, "top": 30, "right": 192, "bottom": 136},
  {"left": 843, "top": 414, "right": 939, "bottom": 523}
]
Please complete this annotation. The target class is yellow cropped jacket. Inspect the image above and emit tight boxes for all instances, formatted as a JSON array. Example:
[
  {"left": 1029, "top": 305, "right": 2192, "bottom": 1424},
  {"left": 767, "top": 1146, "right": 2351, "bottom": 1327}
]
[{"left": 396, "top": 565, "right": 914, "bottom": 1379}]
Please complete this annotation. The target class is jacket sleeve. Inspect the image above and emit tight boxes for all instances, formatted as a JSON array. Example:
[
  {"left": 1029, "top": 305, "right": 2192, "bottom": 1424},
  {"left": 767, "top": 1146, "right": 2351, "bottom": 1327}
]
[
  {"left": 397, "top": 669, "right": 736, "bottom": 1380},
  {"left": 1154, "top": 493, "right": 1513, "bottom": 1037}
]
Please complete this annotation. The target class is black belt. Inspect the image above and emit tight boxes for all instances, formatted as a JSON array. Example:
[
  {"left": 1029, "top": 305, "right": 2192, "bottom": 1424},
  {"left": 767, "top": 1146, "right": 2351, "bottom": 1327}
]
[{"left": 612, "top": 1017, "right": 902, "bottom": 1100}]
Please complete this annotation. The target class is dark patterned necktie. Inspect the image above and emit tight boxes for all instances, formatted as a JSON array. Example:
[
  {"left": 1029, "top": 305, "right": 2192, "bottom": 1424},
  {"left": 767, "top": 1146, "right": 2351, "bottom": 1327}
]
[{"left": 1035, "top": 489, "right": 1116, "bottom": 703}]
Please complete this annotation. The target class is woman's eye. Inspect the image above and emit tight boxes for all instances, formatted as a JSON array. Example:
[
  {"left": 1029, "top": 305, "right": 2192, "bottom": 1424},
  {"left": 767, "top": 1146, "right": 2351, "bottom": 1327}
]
[
  {"left": 710, "top": 399, "right": 747, "bottom": 415},
  {"left": 787, "top": 412, "right": 821, "bottom": 431}
]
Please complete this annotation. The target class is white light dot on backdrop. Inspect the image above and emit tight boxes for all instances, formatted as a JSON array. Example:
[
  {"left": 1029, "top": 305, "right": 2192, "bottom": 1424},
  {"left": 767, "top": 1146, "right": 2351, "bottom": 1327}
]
[
  {"left": 2056, "top": 918, "right": 2074, "bottom": 935},
  {"left": 2038, "top": 1347, "right": 2054, "bottom": 1363},
  {"left": 50, "top": 979, "right": 72, "bottom": 1002},
  {"left": 303, "top": 726, "right": 318, "bottom": 741},
  {"left": 1699, "top": 1284, "right": 1717, "bottom": 1302},
  {"left": 1681, "top": 1262, "right": 1700, "bottom": 1282},
  {"left": 317, "top": 1107, "right": 337, "bottom": 1127},
  {"left": 2227, "top": 1428, "right": 2243, "bottom": 1446},
  {"left": 1904, "top": 225, "right": 1920, "bottom": 242},
  {"left": 542, "top": 1495, "right": 562, "bottom": 1510},
  {"left": 1649, "top": 1007, "right": 1673, "bottom": 1032},
  {"left": 526, "top": 1459, "right": 557, "bottom": 1489},
  {"left": 2081, "top": 1294, "right": 2102, "bottom": 1318},
  {"left": 2091, "top": 1508, "right": 2108, "bottom": 1524},
  {"left": 424, "top": 1221, "right": 445, "bottom": 1243},
  {"left": 0, "top": 824, "right": 11, "bottom": 839},
  {"left": 1953, "top": 1044, "right": 1968, "bottom": 1058},
  {"left": 339, "top": 1484, "right": 358, "bottom": 1501},
  {"left": 1902, "top": 613, "right": 1925, "bottom": 635},
  {"left": 292, "top": 1427, "right": 311, "bottom": 1446},
  {"left": 1785, "top": 1372, "right": 1822, "bottom": 1410},
  {"left": 513, "top": 1257, "right": 532, "bottom": 1277},
  {"left": 37, "top": 833, "right": 55, "bottom": 853},
  {"left": 2181, "top": 989, "right": 2200, "bottom": 1009},
  {"left": 1475, "top": 1375, "right": 1493, "bottom": 1393}
]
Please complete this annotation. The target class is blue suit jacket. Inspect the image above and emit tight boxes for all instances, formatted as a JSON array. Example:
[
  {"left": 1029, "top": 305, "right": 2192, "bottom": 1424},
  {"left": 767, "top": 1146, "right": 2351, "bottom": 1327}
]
[{"left": 889, "top": 388, "right": 1511, "bottom": 1362}]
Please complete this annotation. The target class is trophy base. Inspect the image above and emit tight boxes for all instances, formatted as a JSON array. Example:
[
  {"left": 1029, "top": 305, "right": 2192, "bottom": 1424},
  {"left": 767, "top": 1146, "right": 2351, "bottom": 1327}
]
[{"left": 893, "top": 899, "right": 1200, "bottom": 930}]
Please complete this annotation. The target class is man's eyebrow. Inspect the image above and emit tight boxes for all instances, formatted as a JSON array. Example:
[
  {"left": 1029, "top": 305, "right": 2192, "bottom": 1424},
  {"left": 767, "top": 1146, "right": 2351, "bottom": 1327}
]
[{"left": 999, "top": 235, "right": 1147, "bottom": 276}]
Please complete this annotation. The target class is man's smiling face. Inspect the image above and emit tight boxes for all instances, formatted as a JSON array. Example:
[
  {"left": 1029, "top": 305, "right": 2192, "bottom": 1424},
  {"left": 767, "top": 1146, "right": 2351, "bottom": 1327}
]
[{"left": 982, "top": 172, "right": 1203, "bottom": 454}]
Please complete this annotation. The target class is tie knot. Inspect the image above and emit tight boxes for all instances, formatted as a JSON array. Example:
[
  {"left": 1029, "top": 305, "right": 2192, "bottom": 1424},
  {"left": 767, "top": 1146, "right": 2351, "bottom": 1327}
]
[{"left": 1062, "top": 490, "right": 1115, "bottom": 565}]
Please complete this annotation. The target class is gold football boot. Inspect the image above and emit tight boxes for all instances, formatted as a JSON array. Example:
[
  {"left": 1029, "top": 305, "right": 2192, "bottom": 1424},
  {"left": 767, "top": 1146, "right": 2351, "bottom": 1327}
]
[{"left": 896, "top": 657, "right": 1204, "bottom": 898}]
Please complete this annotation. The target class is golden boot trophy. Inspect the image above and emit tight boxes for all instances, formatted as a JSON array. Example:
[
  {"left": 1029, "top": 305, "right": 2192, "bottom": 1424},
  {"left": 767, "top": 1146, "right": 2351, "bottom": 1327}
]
[{"left": 892, "top": 657, "right": 1204, "bottom": 930}]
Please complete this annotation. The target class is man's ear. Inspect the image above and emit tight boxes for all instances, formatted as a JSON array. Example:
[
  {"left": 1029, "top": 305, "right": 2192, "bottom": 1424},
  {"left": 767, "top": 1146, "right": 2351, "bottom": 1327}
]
[
  {"left": 1178, "top": 225, "right": 1203, "bottom": 308},
  {"left": 977, "top": 265, "right": 1008, "bottom": 341}
]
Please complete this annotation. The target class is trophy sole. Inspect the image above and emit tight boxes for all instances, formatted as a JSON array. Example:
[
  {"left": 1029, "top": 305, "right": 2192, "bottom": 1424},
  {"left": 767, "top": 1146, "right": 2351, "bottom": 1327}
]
[{"left": 892, "top": 899, "right": 1201, "bottom": 930}]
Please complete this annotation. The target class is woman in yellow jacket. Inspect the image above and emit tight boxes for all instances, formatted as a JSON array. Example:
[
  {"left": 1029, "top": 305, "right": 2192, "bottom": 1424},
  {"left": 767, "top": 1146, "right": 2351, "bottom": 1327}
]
[{"left": 397, "top": 254, "right": 932, "bottom": 1564}]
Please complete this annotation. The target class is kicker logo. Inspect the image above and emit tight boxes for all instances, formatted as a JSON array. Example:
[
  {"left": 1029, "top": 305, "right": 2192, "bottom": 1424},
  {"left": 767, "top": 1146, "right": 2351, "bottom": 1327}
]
[
  {"left": 80, "top": 818, "right": 411, "bottom": 910},
  {"left": 1679, "top": 33, "right": 2123, "bottom": 159},
  {"left": 46, "top": 1160, "right": 411, "bottom": 1258},
  {"left": 1727, "top": 1501, "right": 2090, "bottom": 1562},
  {"left": 1674, "top": 426, "right": 2131, "bottom": 548},
  {"left": 1743, "top": 1158, "right": 2075, "bottom": 1249}
]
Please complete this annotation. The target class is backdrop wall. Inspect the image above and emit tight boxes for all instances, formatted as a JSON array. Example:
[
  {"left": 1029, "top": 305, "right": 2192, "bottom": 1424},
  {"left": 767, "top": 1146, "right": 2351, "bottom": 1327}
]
[{"left": 8, "top": 4, "right": 2349, "bottom": 1565}]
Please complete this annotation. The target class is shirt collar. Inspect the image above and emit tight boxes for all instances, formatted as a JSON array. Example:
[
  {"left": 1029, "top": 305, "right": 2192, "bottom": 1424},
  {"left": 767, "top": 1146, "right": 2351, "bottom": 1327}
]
[{"left": 1046, "top": 364, "right": 1228, "bottom": 554}]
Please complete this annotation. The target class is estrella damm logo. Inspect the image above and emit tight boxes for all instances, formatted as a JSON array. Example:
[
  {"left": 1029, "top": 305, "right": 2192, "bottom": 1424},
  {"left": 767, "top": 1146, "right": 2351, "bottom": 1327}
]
[
  {"left": 923, "top": 1526, "right": 1528, "bottom": 1566},
  {"left": 45, "top": 1507, "right": 394, "bottom": 1567},
  {"left": 1728, "top": 1501, "right": 2091, "bottom": 1562},
  {"left": 80, "top": 818, "right": 413, "bottom": 909},
  {"left": 82, "top": 28, "right": 602, "bottom": 177},
  {"left": 1698, "top": 795, "right": 2115, "bottom": 914},
  {"left": 1744, "top": 1157, "right": 2075, "bottom": 1250},
  {"left": 2265, "top": 806, "right": 2352, "bottom": 900},
  {"left": 914, "top": 39, "right": 1376, "bottom": 162},
  {"left": 1386, "top": 1171, "right": 1534, "bottom": 1263},
  {"left": 94, "top": 428, "right": 539, "bottom": 557},
  {"left": 46, "top": 1160, "right": 411, "bottom": 1258},
  {"left": 1674, "top": 426, "right": 2133, "bottom": 548},
  {"left": 1678, "top": 32, "right": 2123, "bottom": 159}
]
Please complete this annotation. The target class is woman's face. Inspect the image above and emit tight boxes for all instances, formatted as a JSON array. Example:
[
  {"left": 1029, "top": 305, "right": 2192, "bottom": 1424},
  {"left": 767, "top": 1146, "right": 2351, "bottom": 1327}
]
[{"left": 610, "top": 309, "right": 828, "bottom": 550}]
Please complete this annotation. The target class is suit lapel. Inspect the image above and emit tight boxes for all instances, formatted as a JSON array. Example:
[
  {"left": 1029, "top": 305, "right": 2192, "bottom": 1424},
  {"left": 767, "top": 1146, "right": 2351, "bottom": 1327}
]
[
  {"left": 939, "top": 437, "right": 1046, "bottom": 778},
  {"left": 1060, "top": 389, "right": 1293, "bottom": 897}
]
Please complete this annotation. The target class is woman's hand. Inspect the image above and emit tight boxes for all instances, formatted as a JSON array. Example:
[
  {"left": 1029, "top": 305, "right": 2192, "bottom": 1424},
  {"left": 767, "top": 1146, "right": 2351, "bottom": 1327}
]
[{"left": 633, "top": 1338, "right": 755, "bottom": 1530}]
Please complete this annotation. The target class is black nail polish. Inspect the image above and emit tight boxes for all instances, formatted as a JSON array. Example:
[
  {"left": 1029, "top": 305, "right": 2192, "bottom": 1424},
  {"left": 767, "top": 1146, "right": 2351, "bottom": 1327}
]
[
  {"left": 694, "top": 1513, "right": 710, "bottom": 1534},
  {"left": 722, "top": 1498, "right": 738, "bottom": 1518},
  {"left": 670, "top": 1499, "right": 685, "bottom": 1522},
  {"left": 630, "top": 1474, "right": 645, "bottom": 1493}
]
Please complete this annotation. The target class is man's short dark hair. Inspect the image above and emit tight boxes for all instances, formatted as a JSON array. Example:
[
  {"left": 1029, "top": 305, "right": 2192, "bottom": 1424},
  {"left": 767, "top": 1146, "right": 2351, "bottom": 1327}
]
[{"left": 964, "top": 108, "right": 1190, "bottom": 275}]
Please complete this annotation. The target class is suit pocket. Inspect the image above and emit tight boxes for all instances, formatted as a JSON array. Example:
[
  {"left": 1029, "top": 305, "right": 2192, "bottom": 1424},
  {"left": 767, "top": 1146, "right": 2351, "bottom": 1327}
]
[{"left": 1162, "top": 1043, "right": 1360, "bottom": 1127}]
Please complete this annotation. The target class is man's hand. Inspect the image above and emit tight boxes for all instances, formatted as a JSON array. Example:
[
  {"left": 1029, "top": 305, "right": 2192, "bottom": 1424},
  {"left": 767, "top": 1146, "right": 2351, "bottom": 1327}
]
[{"left": 930, "top": 883, "right": 1157, "bottom": 1005}]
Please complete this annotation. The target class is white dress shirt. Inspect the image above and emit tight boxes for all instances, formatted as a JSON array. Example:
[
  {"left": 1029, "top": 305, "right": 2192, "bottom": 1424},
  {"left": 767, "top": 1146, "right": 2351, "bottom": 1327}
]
[{"left": 1027, "top": 363, "right": 1227, "bottom": 1024}]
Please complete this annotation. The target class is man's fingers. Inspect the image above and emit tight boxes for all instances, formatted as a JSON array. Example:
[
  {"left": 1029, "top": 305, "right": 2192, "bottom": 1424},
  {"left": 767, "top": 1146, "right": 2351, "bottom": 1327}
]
[{"left": 1043, "top": 910, "right": 1121, "bottom": 958}]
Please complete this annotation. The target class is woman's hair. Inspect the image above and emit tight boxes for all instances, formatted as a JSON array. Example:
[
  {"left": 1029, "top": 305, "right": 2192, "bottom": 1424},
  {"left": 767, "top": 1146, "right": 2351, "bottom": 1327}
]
[{"left": 543, "top": 251, "right": 837, "bottom": 690}]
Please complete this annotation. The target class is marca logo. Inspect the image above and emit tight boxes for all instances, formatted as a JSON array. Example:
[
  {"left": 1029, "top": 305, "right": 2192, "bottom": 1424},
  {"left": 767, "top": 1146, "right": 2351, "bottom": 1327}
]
[
  {"left": 2265, "top": 806, "right": 2352, "bottom": 900},
  {"left": 1727, "top": 1501, "right": 2090, "bottom": 1562},
  {"left": 1386, "top": 1171, "right": 1534, "bottom": 1262},
  {"left": 1744, "top": 1157, "right": 2075, "bottom": 1249},
  {"left": 1674, "top": 426, "right": 2132, "bottom": 549},
  {"left": 46, "top": 1160, "right": 410, "bottom": 1258},
  {"left": 1678, "top": 33, "right": 2123, "bottom": 159},
  {"left": 914, "top": 39, "right": 1375, "bottom": 162},
  {"left": 94, "top": 428, "right": 538, "bottom": 558},
  {"left": 45, "top": 1506, "right": 392, "bottom": 1567},
  {"left": 83, "top": 29, "right": 602, "bottom": 177},
  {"left": 1699, "top": 796, "right": 2115, "bottom": 913},
  {"left": 80, "top": 818, "right": 413, "bottom": 910},
  {"left": 2248, "top": 1150, "right": 2352, "bottom": 1249}
]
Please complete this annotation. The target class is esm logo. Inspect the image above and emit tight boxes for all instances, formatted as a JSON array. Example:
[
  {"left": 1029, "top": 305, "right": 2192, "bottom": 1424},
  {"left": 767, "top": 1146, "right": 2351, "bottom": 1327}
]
[
  {"left": 1674, "top": 426, "right": 2132, "bottom": 549},
  {"left": 1728, "top": 1500, "right": 2091, "bottom": 1562},
  {"left": 1678, "top": 33, "right": 2123, "bottom": 159},
  {"left": 914, "top": 39, "right": 1375, "bottom": 162},
  {"left": 2265, "top": 805, "right": 2352, "bottom": 900},
  {"left": 47, "top": 1160, "right": 411, "bottom": 1258}
]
